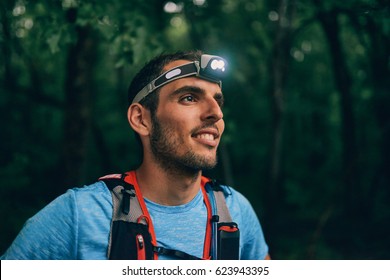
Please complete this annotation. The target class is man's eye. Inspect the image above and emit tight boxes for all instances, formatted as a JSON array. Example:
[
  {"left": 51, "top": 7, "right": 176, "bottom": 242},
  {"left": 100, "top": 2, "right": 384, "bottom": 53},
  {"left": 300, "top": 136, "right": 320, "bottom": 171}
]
[
  {"left": 215, "top": 94, "right": 224, "bottom": 108},
  {"left": 181, "top": 95, "right": 195, "bottom": 102}
]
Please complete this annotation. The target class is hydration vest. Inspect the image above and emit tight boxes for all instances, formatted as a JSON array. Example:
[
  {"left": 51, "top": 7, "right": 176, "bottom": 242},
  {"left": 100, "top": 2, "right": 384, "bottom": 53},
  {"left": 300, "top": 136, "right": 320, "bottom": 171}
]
[{"left": 99, "top": 171, "right": 240, "bottom": 260}]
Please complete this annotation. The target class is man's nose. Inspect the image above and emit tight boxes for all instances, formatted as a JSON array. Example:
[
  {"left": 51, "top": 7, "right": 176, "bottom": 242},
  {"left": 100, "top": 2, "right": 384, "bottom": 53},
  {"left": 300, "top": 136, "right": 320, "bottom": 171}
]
[{"left": 201, "top": 97, "right": 224, "bottom": 122}]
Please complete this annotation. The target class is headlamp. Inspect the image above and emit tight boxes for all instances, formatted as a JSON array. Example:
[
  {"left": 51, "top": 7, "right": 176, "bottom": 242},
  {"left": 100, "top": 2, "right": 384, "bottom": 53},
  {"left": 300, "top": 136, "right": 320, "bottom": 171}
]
[{"left": 131, "top": 54, "right": 227, "bottom": 104}]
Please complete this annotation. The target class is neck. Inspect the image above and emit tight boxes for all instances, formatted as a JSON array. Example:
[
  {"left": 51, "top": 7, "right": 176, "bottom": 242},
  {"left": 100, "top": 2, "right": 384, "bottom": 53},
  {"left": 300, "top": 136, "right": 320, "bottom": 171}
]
[{"left": 135, "top": 161, "right": 202, "bottom": 206}]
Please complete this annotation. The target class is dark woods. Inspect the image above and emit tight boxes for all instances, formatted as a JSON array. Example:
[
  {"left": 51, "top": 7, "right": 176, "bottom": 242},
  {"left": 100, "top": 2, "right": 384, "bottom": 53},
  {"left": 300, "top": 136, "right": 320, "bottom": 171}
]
[{"left": 0, "top": 0, "right": 389, "bottom": 259}]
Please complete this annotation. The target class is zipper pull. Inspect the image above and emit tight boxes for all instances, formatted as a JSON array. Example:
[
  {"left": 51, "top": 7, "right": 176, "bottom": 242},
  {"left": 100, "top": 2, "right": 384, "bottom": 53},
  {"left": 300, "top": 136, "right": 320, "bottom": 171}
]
[{"left": 136, "top": 234, "right": 146, "bottom": 260}]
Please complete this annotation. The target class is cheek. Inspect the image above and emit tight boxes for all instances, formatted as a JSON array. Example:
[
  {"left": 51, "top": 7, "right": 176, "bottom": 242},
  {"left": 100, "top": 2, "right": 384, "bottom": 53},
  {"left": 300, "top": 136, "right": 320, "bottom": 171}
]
[
  {"left": 218, "top": 120, "right": 225, "bottom": 135},
  {"left": 159, "top": 116, "right": 189, "bottom": 140},
  {"left": 158, "top": 110, "right": 190, "bottom": 130}
]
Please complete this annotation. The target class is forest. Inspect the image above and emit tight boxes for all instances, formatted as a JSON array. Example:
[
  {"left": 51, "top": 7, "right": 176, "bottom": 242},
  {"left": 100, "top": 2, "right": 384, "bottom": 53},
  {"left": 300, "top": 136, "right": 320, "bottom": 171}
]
[{"left": 0, "top": 0, "right": 389, "bottom": 259}]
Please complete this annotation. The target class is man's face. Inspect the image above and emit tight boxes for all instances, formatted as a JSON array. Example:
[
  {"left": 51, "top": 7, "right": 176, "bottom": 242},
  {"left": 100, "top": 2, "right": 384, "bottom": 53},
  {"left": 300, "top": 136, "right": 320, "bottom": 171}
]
[{"left": 149, "top": 60, "right": 225, "bottom": 174}]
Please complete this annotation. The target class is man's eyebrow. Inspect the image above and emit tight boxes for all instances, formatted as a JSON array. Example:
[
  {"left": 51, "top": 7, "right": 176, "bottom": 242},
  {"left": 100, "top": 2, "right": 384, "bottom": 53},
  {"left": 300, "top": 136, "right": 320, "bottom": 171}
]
[
  {"left": 170, "top": 85, "right": 223, "bottom": 99},
  {"left": 170, "top": 85, "right": 206, "bottom": 96}
]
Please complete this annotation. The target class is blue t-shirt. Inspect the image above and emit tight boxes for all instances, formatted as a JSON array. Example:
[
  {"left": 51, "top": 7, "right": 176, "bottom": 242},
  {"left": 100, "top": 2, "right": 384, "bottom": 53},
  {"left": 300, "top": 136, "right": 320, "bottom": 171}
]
[{"left": 1, "top": 181, "right": 268, "bottom": 260}]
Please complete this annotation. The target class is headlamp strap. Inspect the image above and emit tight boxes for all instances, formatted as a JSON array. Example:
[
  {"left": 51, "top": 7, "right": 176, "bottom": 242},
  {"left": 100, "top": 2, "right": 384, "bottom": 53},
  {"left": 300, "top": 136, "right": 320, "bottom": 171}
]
[
  {"left": 132, "top": 62, "right": 198, "bottom": 104},
  {"left": 154, "top": 62, "right": 199, "bottom": 90}
]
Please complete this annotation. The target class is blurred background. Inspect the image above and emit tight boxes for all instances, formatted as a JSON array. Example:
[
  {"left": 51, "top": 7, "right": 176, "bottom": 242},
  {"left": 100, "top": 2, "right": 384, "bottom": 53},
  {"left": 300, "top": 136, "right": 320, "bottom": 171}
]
[{"left": 0, "top": 0, "right": 389, "bottom": 259}]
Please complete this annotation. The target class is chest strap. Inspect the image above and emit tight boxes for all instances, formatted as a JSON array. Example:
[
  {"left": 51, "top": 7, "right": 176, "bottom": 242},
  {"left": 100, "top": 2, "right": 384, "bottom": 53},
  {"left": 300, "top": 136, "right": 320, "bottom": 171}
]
[{"left": 100, "top": 172, "right": 239, "bottom": 260}]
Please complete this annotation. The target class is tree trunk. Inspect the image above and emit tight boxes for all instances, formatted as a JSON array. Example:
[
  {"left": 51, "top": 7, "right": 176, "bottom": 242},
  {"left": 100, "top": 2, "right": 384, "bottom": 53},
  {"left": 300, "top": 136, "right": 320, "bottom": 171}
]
[
  {"left": 61, "top": 14, "right": 96, "bottom": 188},
  {"left": 366, "top": 15, "right": 390, "bottom": 212},
  {"left": 267, "top": 0, "right": 296, "bottom": 214},
  {"left": 0, "top": 1, "right": 15, "bottom": 92},
  {"left": 317, "top": 10, "right": 359, "bottom": 215}
]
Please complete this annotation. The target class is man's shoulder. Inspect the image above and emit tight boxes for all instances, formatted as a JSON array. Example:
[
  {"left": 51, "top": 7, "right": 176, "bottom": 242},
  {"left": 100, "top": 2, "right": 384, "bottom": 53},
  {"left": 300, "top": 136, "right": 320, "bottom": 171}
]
[
  {"left": 72, "top": 180, "right": 109, "bottom": 193},
  {"left": 65, "top": 180, "right": 112, "bottom": 206},
  {"left": 216, "top": 183, "right": 251, "bottom": 206},
  {"left": 216, "top": 183, "right": 259, "bottom": 222}
]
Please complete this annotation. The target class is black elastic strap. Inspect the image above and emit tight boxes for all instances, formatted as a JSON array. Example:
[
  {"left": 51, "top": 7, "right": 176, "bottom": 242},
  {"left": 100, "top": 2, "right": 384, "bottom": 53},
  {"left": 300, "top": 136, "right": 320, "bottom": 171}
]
[
  {"left": 154, "top": 246, "right": 202, "bottom": 260},
  {"left": 121, "top": 188, "right": 135, "bottom": 215}
]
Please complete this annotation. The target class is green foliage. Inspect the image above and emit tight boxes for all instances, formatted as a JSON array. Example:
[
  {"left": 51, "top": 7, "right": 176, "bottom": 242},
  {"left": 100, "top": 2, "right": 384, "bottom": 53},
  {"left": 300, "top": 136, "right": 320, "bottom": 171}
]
[{"left": 0, "top": 0, "right": 389, "bottom": 259}]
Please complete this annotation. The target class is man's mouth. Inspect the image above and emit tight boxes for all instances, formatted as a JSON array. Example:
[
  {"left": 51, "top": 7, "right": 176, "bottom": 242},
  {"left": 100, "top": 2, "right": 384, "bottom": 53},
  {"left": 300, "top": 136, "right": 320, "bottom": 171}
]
[
  {"left": 191, "top": 128, "right": 220, "bottom": 147},
  {"left": 195, "top": 133, "right": 216, "bottom": 140}
]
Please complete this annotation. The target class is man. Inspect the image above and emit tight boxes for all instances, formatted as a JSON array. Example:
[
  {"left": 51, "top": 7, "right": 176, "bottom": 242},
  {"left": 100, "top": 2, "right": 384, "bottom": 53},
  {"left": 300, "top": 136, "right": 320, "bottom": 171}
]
[{"left": 1, "top": 50, "right": 269, "bottom": 260}]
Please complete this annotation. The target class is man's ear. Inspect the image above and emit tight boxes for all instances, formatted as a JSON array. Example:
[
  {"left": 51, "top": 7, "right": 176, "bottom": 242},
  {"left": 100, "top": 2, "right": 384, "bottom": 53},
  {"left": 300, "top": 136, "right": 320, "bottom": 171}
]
[{"left": 127, "top": 104, "right": 152, "bottom": 136}]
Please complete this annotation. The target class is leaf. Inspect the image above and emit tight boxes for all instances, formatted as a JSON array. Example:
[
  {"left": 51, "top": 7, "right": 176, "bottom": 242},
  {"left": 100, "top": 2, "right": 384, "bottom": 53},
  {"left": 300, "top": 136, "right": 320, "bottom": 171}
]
[{"left": 46, "top": 33, "right": 61, "bottom": 54}]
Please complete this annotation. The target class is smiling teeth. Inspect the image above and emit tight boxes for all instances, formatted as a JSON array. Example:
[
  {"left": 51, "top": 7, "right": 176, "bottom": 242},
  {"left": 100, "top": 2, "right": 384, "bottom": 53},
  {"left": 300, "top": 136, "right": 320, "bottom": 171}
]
[{"left": 196, "top": 134, "right": 214, "bottom": 140}]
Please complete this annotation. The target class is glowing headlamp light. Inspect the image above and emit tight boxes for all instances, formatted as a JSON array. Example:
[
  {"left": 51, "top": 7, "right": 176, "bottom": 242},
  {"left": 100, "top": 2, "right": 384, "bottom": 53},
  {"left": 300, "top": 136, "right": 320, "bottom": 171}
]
[{"left": 131, "top": 54, "right": 227, "bottom": 104}]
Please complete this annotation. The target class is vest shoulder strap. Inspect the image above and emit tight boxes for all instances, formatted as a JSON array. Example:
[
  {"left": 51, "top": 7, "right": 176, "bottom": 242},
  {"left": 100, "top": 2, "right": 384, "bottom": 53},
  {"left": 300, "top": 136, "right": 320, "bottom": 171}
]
[
  {"left": 100, "top": 174, "right": 144, "bottom": 222},
  {"left": 100, "top": 174, "right": 153, "bottom": 259},
  {"left": 208, "top": 179, "right": 234, "bottom": 224}
]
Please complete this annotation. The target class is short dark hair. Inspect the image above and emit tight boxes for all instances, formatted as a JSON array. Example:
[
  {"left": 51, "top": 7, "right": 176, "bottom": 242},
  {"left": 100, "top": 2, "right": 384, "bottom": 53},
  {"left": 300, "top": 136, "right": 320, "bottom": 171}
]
[
  {"left": 127, "top": 50, "right": 203, "bottom": 148},
  {"left": 127, "top": 50, "right": 203, "bottom": 109}
]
